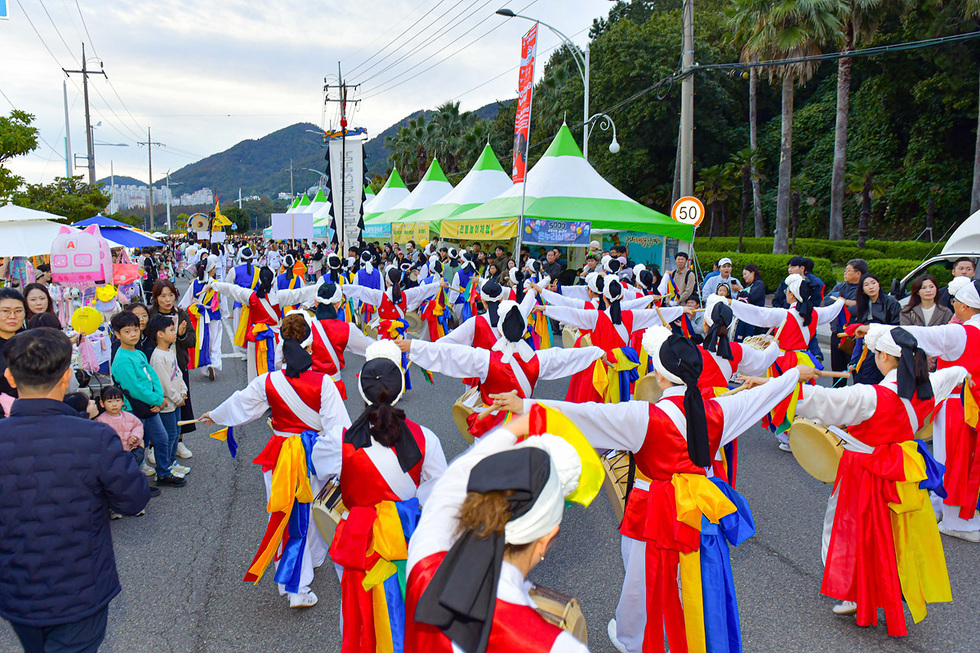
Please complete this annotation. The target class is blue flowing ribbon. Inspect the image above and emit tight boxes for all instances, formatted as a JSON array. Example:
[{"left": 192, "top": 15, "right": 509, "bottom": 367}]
[
  {"left": 274, "top": 432, "right": 317, "bottom": 594},
  {"left": 700, "top": 477, "right": 755, "bottom": 653},
  {"left": 617, "top": 346, "right": 640, "bottom": 402},
  {"left": 197, "top": 313, "right": 212, "bottom": 368},
  {"left": 916, "top": 439, "right": 947, "bottom": 498}
]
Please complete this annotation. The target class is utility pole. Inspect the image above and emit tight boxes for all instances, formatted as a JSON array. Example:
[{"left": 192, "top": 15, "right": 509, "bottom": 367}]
[
  {"left": 137, "top": 127, "right": 164, "bottom": 232},
  {"left": 62, "top": 81, "right": 72, "bottom": 179},
  {"left": 289, "top": 159, "right": 294, "bottom": 197},
  {"left": 109, "top": 161, "right": 115, "bottom": 214},
  {"left": 679, "top": 0, "right": 695, "bottom": 197},
  {"left": 63, "top": 44, "right": 106, "bottom": 185},
  {"left": 323, "top": 63, "right": 360, "bottom": 250}
]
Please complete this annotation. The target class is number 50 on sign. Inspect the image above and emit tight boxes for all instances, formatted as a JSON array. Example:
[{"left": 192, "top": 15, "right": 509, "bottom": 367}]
[{"left": 671, "top": 196, "right": 705, "bottom": 227}]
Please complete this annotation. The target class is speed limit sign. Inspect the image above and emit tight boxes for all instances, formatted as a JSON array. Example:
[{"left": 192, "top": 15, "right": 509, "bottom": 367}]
[{"left": 671, "top": 196, "right": 705, "bottom": 227}]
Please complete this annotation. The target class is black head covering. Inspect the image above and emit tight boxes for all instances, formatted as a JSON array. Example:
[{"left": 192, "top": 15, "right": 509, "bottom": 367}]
[
  {"left": 256, "top": 266, "right": 275, "bottom": 298},
  {"left": 703, "top": 302, "right": 734, "bottom": 361},
  {"left": 659, "top": 334, "right": 710, "bottom": 467},
  {"left": 344, "top": 357, "right": 421, "bottom": 473},
  {"left": 501, "top": 305, "right": 525, "bottom": 343},
  {"left": 482, "top": 280, "right": 504, "bottom": 325},
  {"left": 511, "top": 270, "right": 526, "bottom": 303},
  {"left": 794, "top": 278, "right": 816, "bottom": 327},
  {"left": 281, "top": 321, "right": 313, "bottom": 378},
  {"left": 387, "top": 267, "right": 403, "bottom": 305},
  {"left": 316, "top": 283, "right": 339, "bottom": 321},
  {"left": 890, "top": 327, "right": 934, "bottom": 401},
  {"left": 415, "top": 447, "right": 552, "bottom": 653},
  {"left": 606, "top": 278, "right": 623, "bottom": 325},
  {"left": 607, "top": 258, "right": 622, "bottom": 274},
  {"left": 638, "top": 269, "right": 654, "bottom": 291}
]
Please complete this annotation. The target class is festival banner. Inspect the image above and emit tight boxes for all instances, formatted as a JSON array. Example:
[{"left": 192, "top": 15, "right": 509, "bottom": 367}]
[
  {"left": 523, "top": 219, "right": 591, "bottom": 247},
  {"left": 512, "top": 23, "right": 538, "bottom": 184},
  {"left": 363, "top": 223, "right": 392, "bottom": 240},
  {"left": 440, "top": 218, "right": 519, "bottom": 241},
  {"left": 328, "top": 137, "right": 366, "bottom": 247}
]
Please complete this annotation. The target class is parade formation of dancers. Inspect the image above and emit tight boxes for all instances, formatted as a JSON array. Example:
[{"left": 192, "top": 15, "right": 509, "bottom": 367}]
[{"left": 189, "top": 244, "right": 978, "bottom": 653}]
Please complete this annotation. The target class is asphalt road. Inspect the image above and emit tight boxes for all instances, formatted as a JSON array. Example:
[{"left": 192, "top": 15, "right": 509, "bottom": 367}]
[{"left": 2, "top": 326, "right": 979, "bottom": 652}]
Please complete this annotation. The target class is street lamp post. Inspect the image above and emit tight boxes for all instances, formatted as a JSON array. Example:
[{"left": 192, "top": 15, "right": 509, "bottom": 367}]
[
  {"left": 165, "top": 170, "right": 182, "bottom": 233},
  {"left": 585, "top": 113, "right": 620, "bottom": 154},
  {"left": 496, "top": 9, "right": 591, "bottom": 160}
]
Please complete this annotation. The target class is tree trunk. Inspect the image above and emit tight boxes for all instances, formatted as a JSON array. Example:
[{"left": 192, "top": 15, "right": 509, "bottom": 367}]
[
  {"left": 858, "top": 180, "right": 871, "bottom": 248},
  {"left": 972, "top": 61, "right": 980, "bottom": 213},
  {"left": 791, "top": 190, "right": 800, "bottom": 252},
  {"left": 774, "top": 74, "right": 794, "bottom": 254},
  {"left": 829, "top": 46, "right": 853, "bottom": 240},
  {"left": 750, "top": 66, "right": 764, "bottom": 238},
  {"left": 738, "top": 168, "right": 750, "bottom": 252},
  {"left": 926, "top": 192, "right": 935, "bottom": 240},
  {"left": 708, "top": 202, "right": 717, "bottom": 240}
]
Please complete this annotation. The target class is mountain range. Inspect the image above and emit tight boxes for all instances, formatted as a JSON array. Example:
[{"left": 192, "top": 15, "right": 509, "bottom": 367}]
[{"left": 98, "top": 100, "right": 509, "bottom": 202}]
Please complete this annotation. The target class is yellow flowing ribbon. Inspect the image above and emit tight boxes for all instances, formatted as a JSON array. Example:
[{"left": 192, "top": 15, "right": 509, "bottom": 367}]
[
  {"left": 253, "top": 324, "right": 272, "bottom": 376},
  {"left": 889, "top": 441, "right": 952, "bottom": 623},
  {"left": 246, "top": 438, "right": 313, "bottom": 583},
  {"left": 361, "top": 501, "right": 407, "bottom": 591},
  {"left": 234, "top": 305, "right": 252, "bottom": 348},
  {"left": 603, "top": 347, "right": 639, "bottom": 404},
  {"left": 671, "top": 473, "right": 738, "bottom": 653}
]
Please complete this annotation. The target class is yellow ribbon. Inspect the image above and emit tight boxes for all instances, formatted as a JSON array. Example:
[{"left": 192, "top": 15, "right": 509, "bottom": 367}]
[
  {"left": 361, "top": 501, "right": 408, "bottom": 591},
  {"left": 246, "top": 437, "right": 313, "bottom": 583},
  {"left": 671, "top": 473, "right": 737, "bottom": 653},
  {"left": 602, "top": 347, "right": 639, "bottom": 404},
  {"left": 234, "top": 305, "right": 252, "bottom": 348}
]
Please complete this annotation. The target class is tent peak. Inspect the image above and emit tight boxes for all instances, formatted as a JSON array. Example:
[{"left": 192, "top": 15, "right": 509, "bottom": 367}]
[
  {"left": 420, "top": 159, "right": 450, "bottom": 184},
  {"left": 383, "top": 168, "right": 408, "bottom": 190},
  {"left": 542, "top": 123, "right": 584, "bottom": 159},
  {"left": 471, "top": 144, "right": 506, "bottom": 174}
]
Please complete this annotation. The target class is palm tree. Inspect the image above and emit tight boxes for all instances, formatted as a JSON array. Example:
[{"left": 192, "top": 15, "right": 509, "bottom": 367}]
[
  {"left": 695, "top": 164, "right": 736, "bottom": 239},
  {"left": 432, "top": 101, "right": 476, "bottom": 175},
  {"left": 730, "top": 147, "right": 762, "bottom": 251},
  {"left": 730, "top": 0, "right": 841, "bottom": 254},
  {"left": 964, "top": 1, "right": 980, "bottom": 212},
  {"left": 846, "top": 156, "right": 888, "bottom": 248},
  {"left": 828, "top": 1, "right": 909, "bottom": 240},
  {"left": 384, "top": 125, "right": 415, "bottom": 175}
]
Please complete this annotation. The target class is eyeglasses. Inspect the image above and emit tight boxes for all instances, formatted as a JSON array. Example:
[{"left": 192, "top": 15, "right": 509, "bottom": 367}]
[{"left": 0, "top": 309, "right": 25, "bottom": 318}]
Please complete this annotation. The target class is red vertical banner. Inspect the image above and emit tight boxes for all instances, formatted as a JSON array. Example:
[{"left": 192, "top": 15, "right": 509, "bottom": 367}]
[{"left": 512, "top": 23, "right": 538, "bottom": 184}]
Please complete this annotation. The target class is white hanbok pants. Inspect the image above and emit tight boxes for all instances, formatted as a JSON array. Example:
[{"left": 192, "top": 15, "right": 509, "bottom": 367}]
[
  {"left": 616, "top": 535, "right": 649, "bottom": 653},
  {"left": 201, "top": 319, "right": 223, "bottom": 374},
  {"left": 931, "top": 402, "right": 980, "bottom": 531}
]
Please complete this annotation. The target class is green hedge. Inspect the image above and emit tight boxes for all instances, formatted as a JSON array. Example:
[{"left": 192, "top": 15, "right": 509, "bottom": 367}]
[
  {"left": 867, "top": 259, "right": 953, "bottom": 287},
  {"left": 696, "top": 251, "right": 836, "bottom": 291},
  {"left": 694, "top": 237, "right": 945, "bottom": 267}
]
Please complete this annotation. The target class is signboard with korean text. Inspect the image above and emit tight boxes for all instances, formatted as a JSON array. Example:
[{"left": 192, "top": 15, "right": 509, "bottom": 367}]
[{"left": 522, "top": 219, "right": 591, "bottom": 247}]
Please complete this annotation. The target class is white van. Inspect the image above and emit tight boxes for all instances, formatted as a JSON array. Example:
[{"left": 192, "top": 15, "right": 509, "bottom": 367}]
[{"left": 890, "top": 210, "right": 980, "bottom": 300}]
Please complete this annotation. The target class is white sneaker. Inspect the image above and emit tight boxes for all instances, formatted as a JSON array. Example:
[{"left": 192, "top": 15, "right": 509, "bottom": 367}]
[
  {"left": 140, "top": 463, "right": 155, "bottom": 477},
  {"left": 288, "top": 591, "right": 318, "bottom": 608},
  {"left": 168, "top": 467, "right": 186, "bottom": 479},
  {"left": 171, "top": 463, "right": 191, "bottom": 476},
  {"left": 136, "top": 509, "right": 146, "bottom": 516},
  {"left": 176, "top": 442, "right": 193, "bottom": 459},
  {"left": 938, "top": 524, "right": 980, "bottom": 542},
  {"left": 146, "top": 448, "right": 156, "bottom": 465},
  {"left": 109, "top": 511, "right": 122, "bottom": 520},
  {"left": 778, "top": 442, "right": 792, "bottom": 453},
  {"left": 832, "top": 600, "right": 857, "bottom": 615},
  {"left": 607, "top": 619, "right": 628, "bottom": 653}
]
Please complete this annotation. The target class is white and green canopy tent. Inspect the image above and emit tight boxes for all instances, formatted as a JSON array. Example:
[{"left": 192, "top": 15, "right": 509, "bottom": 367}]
[
  {"left": 396, "top": 144, "right": 511, "bottom": 243},
  {"left": 308, "top": 189, "right": 334, "bottom": 241},
  {"left": 363, "top": 168, "right": 409, "bottom": 218},
  {"left": 445, "top": 125, "right": 693, "bottom": 258},
  {"left": 365, "top": 160, "right": 453, "bottom": 242},
  {"left": 285, "top": 196, "right": 302, "bottom": 214},
  {"left": 365, "top": 185, "right": 376, "bottom": 199}
]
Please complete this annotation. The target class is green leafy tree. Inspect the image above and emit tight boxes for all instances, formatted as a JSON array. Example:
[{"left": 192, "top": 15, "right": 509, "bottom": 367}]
[
  {"left": 846, "top": 156, "right": 888, "bottom": 247},
  {"left": 730, "top": 147, "right": 763, "bottom": 250},
  {"left": 223, "top": 205, "right": 251, "bottom": 233},
  {"left": 0, "top": 110, "right": 39, "bottom": 200},
  {"left": 13, "top": 176, "right": 109, "bottom": 223}
]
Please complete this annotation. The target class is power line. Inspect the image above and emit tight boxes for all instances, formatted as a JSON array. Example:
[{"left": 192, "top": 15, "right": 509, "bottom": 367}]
[
  {"left": 341, "top": 3, "right": 432, "bottom": 66},
  {"left": 72, "top": 0, "right": 99, "bottom": 60},
  {"left": 35, "top": 0, "right": 79, "bottom": 64},
  {"left": 347, "top": 0, "right": 450, "bottom": 75},
  {"left": 359, "top": 0, "right": 541, "bottom": 100},
  {"left": 13, "top": 0, "right": 65, "bottom": 67}
]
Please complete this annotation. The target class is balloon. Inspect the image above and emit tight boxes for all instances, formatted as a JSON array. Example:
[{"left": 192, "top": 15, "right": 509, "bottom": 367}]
[{"left": 71, "top": 306, "right": 103, "bottom": 335}]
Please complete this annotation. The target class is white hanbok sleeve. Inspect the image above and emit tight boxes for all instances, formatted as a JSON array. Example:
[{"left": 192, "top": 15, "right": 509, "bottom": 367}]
[
  {"left": 407, "top": 428, "right": 520, "bottom": 572},
  {"left": 277, "top": 282, "right": 320, "bottom": 308},
  {"left": 900, "top": 324, "right": 969, "bottom": 360},
  {"left": 550, "top": 632, "right": 590, "bottom": 653},
  {"left": 320, "top": 375, "right": 352, "bottom": 433},
  {"left": 311, "top": 425, "right": 344, "bottom": 480},
  {"left": 437, "top": 317, "right": 475, "bottom": 346},
  {"left": 519, "top": 398, "right": 651, "bottom": 452},
  {"left": 796, "top": 383, "right": 879, "bottom": 428},
  {"left": 541, "top": 305, "right": 599, "bottom": 331},
  {"left": 407, "top": 339, "right": 491, "bottom": 382},
  {"left": 209, "top": 373, "right": 270, "bottom": 426},
  {"left": 519, "top": 288, "right": 539, "bottom": 318},
  {"left": 539, "top": 288, "right": 579, "bottom": 308},
  {"left": 416, "top": 425, "right": 449, "bottom": 507},
  {"left": 729, "top": 301, "right": 788, "bottom": 329},
  {"left": 223, "top": 268, "right": 236, "bottom": 284},
  {"left": 630, "top": 306, "right": 685, "bottom": 330},
  {"left": 346, "top": 323, "right": 375, "bottom": 356},
  {"left": 209, "top": 281, "right": 252, "bottom": 306},
  {"left": 716, "top": 368, "right": 802, "bottom": 446},
  {"left": 536, "top": 346, "right": 604, "bottom": 379},
  {"left": 814, "top": 297, "right": 845, "bottom": 325},
  {"left": 558, "top": 285, "right": 590, "bottom": 301},
  {"left": 178, "top": 282, "right": 196, "bottom": 310},
  {"left": 405, "top": 282, "right": 442, "bottom": 311},
  {"left": 734, "top": 342, "right": 782, "bottom": 377},
  {"left": 622, "top": 294, "right": 657, "bottom": 310},
  {"left": 342, "top": 283, "right": 384, "bottom": 307},
  {"left": 930, "top": 365, "right": 970, "bottom": 400}
]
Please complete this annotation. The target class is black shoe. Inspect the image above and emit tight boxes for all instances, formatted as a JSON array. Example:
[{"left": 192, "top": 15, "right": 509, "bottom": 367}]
[
  {"left": 156, "top": 475, "right": 186, "bottom": 487},
  {"left": 148, "top": 486, "right": 161, "bottom": 497}
]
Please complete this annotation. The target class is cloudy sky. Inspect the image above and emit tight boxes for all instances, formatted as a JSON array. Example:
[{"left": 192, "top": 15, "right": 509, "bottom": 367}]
[{"left": 1, "top": 0, "right": 615, "bottom": 189}]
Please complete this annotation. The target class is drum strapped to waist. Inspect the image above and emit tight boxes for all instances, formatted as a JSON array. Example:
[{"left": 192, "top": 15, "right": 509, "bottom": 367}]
[
  {"left": 311, "top": 475, "right": 347, "bottom": 545},
  {"left": 743, "top": 334, "right": 775, "bottom": 351},
  {"left": 528, "top": 584, "right": 588, "bottom": 645},
  {"left": 404, "top": 311, "right": 423, "bottom": 337},
  {"left": 601, "top": 451, "right": 633, "bottom": 523},
  {"left": 787, "top": 417, "right": 845, "bottom": 483},
  {"left": 634, "top": 373, "right": 665, "bottom": 404},
  {"left": 451, "top": 386, "right": 482, "bottom": 445}
]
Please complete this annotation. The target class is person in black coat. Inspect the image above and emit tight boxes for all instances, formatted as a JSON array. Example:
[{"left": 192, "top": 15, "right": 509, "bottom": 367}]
[
  {"left": 847, "top": 272, "right": 901, "bottom": 385},
  {"left": 0, "top": 328, "right": 150, "bottom": 652}
]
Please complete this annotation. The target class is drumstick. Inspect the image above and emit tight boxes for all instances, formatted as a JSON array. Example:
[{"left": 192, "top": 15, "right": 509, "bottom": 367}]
[
  {"left": 817, "top": 370, "right": 851, "bottom": 379},
  {"left": 718, "top": 383, "right": 752, "bottom": 397},
  {"left": 653, "top": 303, "right": 667, "bottom": 326},
  {"left": 177, "top": 417, "right": 207, "bottom": 426},
  {"left": 773, "top": 317, "right": 788, "bottom": 344}
]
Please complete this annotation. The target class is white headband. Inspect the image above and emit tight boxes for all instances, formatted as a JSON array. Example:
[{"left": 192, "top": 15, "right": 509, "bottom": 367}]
[
  {"left": 364, "top": 339, "right": 402, "bottom": 367},
  {"left": 316, "top": 283, "right": 344, "bottom": 305},
  {"left": 871, "top": 326, "right": 902, "bottom": 357},
  {"left": 603, "top": 279, "right": 623, "bottom": 302},
  {"left": 586, "top": 272, "right": 604, "bottom": 295},
  {"left": 284, "top": 309, "right": 315, "bottom": 348},
  {"left": 491, "top": 300, "right": 533, "bottom": 364},
  {"left": 703, "top": 294, "right": 726, "bottom": 328},
  {"left": 955, "top": 279, "right": 980, "bottom": 310},
  {"left": 504, "top": 444, "right": 565, "bottom": 545},
  {"left": 479, "top": 278, "right": 505, "bottom": 302},
  {"left": 785, "top": 273, "right": 805, "bottom": 303},
  {"left": 642, "top": 325, "right": 682, "bottom": 385}
]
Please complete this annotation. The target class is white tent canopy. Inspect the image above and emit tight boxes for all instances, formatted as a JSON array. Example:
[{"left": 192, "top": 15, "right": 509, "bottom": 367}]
[
  {"left": 0, "top": 204, "right": 79, "bottom": 257},
  {"left": 363, "top": 168, "right": 410, "bottom": 217},
  {"left": 943, "top": 209, "right": 980, "bottom": 255}
]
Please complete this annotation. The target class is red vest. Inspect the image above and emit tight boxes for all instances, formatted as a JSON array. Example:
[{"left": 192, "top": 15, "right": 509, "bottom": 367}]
[
  {"left": 937, "top": 323, "right": 980, "bottom": 377},
  {"left": 340, "top": 419, "right": 426, "bottom": 508},
  {"left": 698, "top": 343, "right": 744, "bottom": 391},
  {"left": 312, "top": 319, "right": 350, "bottom": 376},
  {"left": 848, "top": 385, "right": 917, "bottom": 446},
  {"left": 248, "top": 292, "right": 280, "bottom": 328},
  {"left": 404, "top": 552, "right": 562, "bottom": 653},
  {"left": 777, "top": 307, "right": 818, "bottom": 351},
  {"left": 264, "top": 370, "right": 324, "bottom": 434},
  {"left": 472, "top": 315, "right": 498, "bottom": 350},
  {"left": 378, "top": 291, "right": 408, "bottom": 320},
  {"left": 590, "top": 310, "right": 635, "bottom": 352},
  {"left": 479, "top": 351, "right": 541, "bottom": 405}
]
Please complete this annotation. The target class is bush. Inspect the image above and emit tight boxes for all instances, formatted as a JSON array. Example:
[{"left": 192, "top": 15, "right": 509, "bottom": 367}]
[
  {"left": 867, "top": 258, "right": 953, "bottom": 287},
  {"left": 695, "top": 236, "right": 945, "bottom": 266},
  {"left": 696, "top": 251, "right": 836, "bottom": 292}
]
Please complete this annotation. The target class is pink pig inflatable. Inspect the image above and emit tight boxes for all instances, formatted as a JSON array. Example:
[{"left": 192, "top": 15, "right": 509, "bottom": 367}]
[{"left": 50, "top": 224, "right": 114, "bottom": 287}]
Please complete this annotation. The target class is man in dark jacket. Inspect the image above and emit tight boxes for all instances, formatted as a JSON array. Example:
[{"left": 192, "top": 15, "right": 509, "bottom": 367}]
[{"left": 0, "top": 328, "right": 150, "bottom": 653}]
